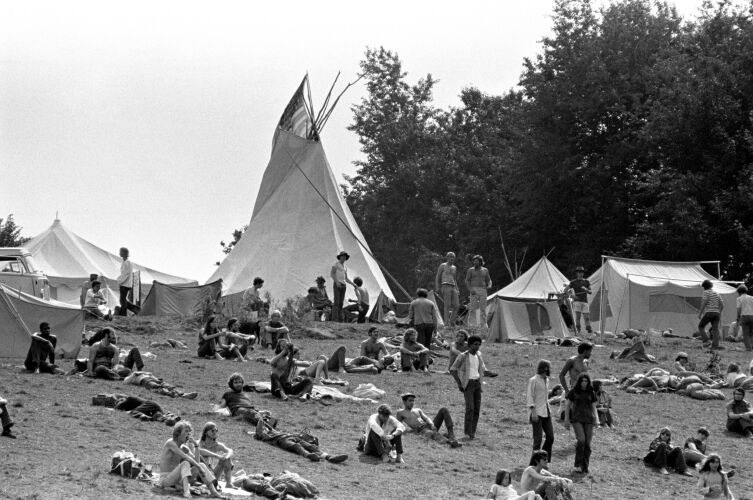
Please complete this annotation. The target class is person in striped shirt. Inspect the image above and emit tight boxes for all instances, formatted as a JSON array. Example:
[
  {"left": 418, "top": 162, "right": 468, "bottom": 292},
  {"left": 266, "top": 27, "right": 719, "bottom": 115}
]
[{"left": 698, "top": 280, "right": 724, "bottom": 349}]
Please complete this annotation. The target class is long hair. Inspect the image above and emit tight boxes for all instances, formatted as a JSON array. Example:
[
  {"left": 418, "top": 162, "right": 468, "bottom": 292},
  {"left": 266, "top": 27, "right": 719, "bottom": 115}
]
[
  {"left": 204, "top": 315, "right": 216, "bottom": 334},
  {"left": 698, "top": 453, "right": 725, "bottom": 474},
  {"left": 536, "top": 359, "right": 551, "bottom": 375},
  {"left": 200, "top": 421, "right": 217, "bottom": 442},
  {"left": 572, "top": 373, "right": 593, "bottom": 393},
  {"left": 494, "top": 470, "right": 510, "bottom": 486}
]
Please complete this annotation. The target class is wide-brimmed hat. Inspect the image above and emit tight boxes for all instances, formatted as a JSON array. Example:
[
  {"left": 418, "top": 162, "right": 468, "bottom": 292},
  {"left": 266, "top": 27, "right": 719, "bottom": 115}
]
[
  {"left": 337, "top": 251, "right": 350, "bottom": 260},
  {"left": 675, "top": 352, "right": 689, "bottom": 361},
  {"left": 401, "top": 392, "right": 416, "bottom": 401},
  {"left": 576, "top": 266, "right": 585, "bottom": 272}
]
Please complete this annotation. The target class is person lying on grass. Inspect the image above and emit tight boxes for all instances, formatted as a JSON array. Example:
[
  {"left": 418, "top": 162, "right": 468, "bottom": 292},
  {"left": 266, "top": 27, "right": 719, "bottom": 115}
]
[
  {"left": 199, "top": 422, "right": 234, "bottom": 487},
  {"left": 399, "top": 328, "right": 431, "bottom": 372},
  {"left": 671, "top": 352, "right": 714, "bottom": 384},
  {"left": 218, "top": 373, "right": 277, "bottom": 428},
  {"left": 113, "top": 395, "right": 180, "bottom": 425},
  {"left": 644, "top": 427, "right": 693, "bottom": 476},
  {"left": 123, "top": 371, "right": 198, "bottom": 399},
  {"left": 254, "top": 418, "right": 348, "bottom": 463},
  {"left": 488, "top": 469, "right": 542, "bottom": 500},
  {"left": 158, "top": 421, "right": 225, "bottom": 499},
  {"left": 395, "top": 392, "right": 461, "bottom": 448},
  {"left": 303, "top": 342, "right": 395, "bottom": 377},
  {"left": 362, "top": 404, "right": 405, "bottom": 464},
  {"left": 697, "top": 453, "right": 734, "bottom": 500},
  {"left": 520, "top": 450, "right": 573, "bottom": 499},
  {"left": 24, "top": 322, "right": 64, "bottom": 374},
  {"left": 0, "top": 395, "right": 16, "bottom": 439},
  {"left": 269, "top": 341, "right": 314, "bottom": 401}
]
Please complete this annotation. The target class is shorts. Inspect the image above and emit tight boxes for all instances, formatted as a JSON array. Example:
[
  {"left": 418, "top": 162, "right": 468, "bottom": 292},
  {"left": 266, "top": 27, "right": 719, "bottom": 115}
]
[{"left": 572, "top": 301, "right": 589, "bottom": 314}]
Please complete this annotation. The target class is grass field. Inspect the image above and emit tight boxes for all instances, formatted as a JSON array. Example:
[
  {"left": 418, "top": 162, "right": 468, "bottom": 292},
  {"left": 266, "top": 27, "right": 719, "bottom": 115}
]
[{"left": 1, "top": 316, "right": 752, "bottom": 500}]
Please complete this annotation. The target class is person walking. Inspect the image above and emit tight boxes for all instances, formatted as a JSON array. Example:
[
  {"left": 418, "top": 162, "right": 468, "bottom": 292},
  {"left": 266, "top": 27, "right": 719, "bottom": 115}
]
[
  {"left": 698, "top": 279, "right": 724, "bottom": 349},
  {"left": 736, "top": 285, "right": 753, "bottom": 351},
  {"left": 564, "top": 373, "right": 598, "bottom": 474},
  {"left": 566, "top": 266, "right": 592, "bottom": 336},
  {"left": 450, "top": 334, "right": 486, "bottom": 440},
  {"left": 527, "top": 360, "right": 554, "bottom": 466},
  {"left": 331, "top": 251, "right": 354, "bottom": 322},
  {"left": 116, "top": 247, "right": 140, "bottom": 316},
  {"left": 435, "top": 252, "right": 459, "bottom": 327},
  {"left": 465, "top": 255, "right": 492, "bottom": 328}
]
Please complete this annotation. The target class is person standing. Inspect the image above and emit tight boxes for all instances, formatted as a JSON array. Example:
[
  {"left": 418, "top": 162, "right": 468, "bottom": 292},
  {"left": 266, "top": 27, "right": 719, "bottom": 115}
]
[
  {"left": 242, "top": 277, "right": 265, "bottom": 320},
  {"left": 527, "top": 360, "right": 554, "bottom": 466},
  {"left": 558, "top": 342, "right": 593, "bottom": 394},
  {"left": 736, "top": 285, "right": 753, "bottom": 352},
  {"left": 408, "top": 288, "right": 438, "bottom": 349},
  {"left": 0, "top": 395, "right": 16, "bottom": 438},
  {"left": 116, "top": 247, "right": 139, "bottom": 316},
  {"left": 465, "top": 255, "right": 492, "bottom": 328},
  {"left": 331, "top": 251, "right": 354, "bottom": 322},
  {"left": 564, "top": 373, "right": 598, "bottom": 474},
  {"left": 698, "top": 279, "right": 724, "bottom": 349},
  {"left": 435, "top": 252, "right": 459, "bottom": 327},
  {"left": 450, "top": 334, "right": 486, "bottom": 440},
  {"left": 566, "top": 266, "right": 592, "bottom": 336}
]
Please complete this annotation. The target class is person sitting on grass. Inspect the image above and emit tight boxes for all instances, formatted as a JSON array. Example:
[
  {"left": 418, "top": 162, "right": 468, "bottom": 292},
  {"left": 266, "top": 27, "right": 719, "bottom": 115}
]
[
  {"left": 488, "top": 469, "right": 542, "bottom": 500},
  {"left": 218, "top": 373, "right": 277, "bottom": 428},
  {"left": 254, "top": 418, "right": 348, "bottom": 464},
  {"left": 83, "top": 280, "right": 113, "bottom": 320},
  {"left": 399, "top": 328, "right": 431, "bottom": 372},
  {"left": 157, "top": 421, "right": 225, "bottom": 499},
  {"left": 24, "top": 322, "right": 64, "bottom": 374},
  {"left": 697, "top": 453, "right": 734, "bottom": 500},
  {"left": 199, "top": 422, "right": 234, "bottom": 487},
  {"left": 683, "top": 427, "right": 711, "bottom": 468},
  {"left": 396, "top": 392, "right": 461, "bottom": 448},
  {"left": 592, "top": 380, "right": 614, "bottom": 428},
  {"left": 644, "top": 427, "right": 693, "bottom": 476},
  {"left": 222, "top": 318, "right": 254, "bottom": 362},
  {"left": 710, "top": 362, "right": 747, "bottom": 389},
  {"left": 448, "top": 329, "right": 469, "bottom": 370},
  {"left": 520, "top": 450, "right": 573, "bottom": 499},
  {"left": 86, "top": 328, "right": 126, "bottom": 380},
  {"left": 270, "top": 342, "right": 314, "bottom": 401},
  {"left": 264, "top": 310, "right": 291, "bottom": 350},
  {"left": 362, "top": 404, "right": 405, "bottom": 464},
  {"left": 197, "top": 315, "right": 226, "bottom": 360},
  {"left": 726, "top": 387, "right": 753, "bottom": 438},
  {"left": 671, "top": 352, "right": 714, "bottom": 384},
  {"left": 0, "top": 395, "right": 16, "bottom": 439}
]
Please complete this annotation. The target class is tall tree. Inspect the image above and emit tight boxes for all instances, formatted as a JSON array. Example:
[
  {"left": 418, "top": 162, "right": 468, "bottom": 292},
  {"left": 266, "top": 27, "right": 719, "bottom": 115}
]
[{"left": 0, "top": 214, "right": 29, "bottom": 247}]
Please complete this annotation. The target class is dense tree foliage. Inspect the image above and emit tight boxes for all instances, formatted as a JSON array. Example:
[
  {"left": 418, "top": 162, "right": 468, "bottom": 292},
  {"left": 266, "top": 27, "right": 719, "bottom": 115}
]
[
  {"left": 0, "top": 214, "right": 29, "bottom": 247},
  {"left": 345, "top": 0, "right": 753, "bottom": 297}
]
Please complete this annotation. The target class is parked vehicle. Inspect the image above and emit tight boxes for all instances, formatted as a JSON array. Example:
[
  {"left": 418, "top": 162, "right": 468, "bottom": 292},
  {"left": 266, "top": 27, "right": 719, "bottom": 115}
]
[{"left": 0, "top": 247, "right": 50, "bottom": 299}]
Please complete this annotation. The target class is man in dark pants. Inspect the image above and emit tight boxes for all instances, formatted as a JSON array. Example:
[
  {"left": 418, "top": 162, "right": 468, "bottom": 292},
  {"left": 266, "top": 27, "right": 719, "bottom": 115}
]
[
  {"left": 396, "top": 393, "right": 461, "bottom": 448},
  {"left": 115, "top": 247, "right": 140, "bottom": 316},
  {"left": 269, "top": 342, "right": 314, "bottom": 401},
  {"left": 0, "top": 394, "right": 16, "bottom": 438},
  {"left": 330, "top": 250, "right": 354, "bottom": 322},
  {"left": 698, "top": 279, "right": 724, "bottom": 348},
  {"left": 408, "top": 288, "right": 438, "bottom": 349},
  {"left": 24, "top": 322, "right": 64, "bottom": 374},
  {"left": 450, "top": 335, "right": 486, "bottom": 440},
  {"left": 363, "top": 404, "right": 405, "bottom": 464},
  {"left": 527, "top": 359, "right": 554, "bottom": 465},
  {"left": 255, "top": 419, "right": 347, "bottom": 463}
]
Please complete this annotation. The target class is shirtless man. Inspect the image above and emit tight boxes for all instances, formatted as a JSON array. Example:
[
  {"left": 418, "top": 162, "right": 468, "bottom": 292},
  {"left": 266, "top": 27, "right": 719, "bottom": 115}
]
[
  {"left": 435, "top": 252, "right": 459, "bottom": 326},
  {"left": 24, "top": 322, "right": 64, "bottom": 374},
  {"left": 270, "top": 342, "right": 314, "bottom": 401},
  {"left": 158, "top": 421, "right": 223, "bottom": 498},
  {"left": 559, "top": 342, "right": 592, "bottom": 394},
  {"left": 465, "top": 255, "right": 492, "bottom": 328},
  {"left": 199, "top": 422, "right": 234, "bottom": 486},
  {"left": 399, "top": 328, "right": 431, "bottom": 372},
  {"left": 396, "top": 393, "right": 461, "bottom": 448}
]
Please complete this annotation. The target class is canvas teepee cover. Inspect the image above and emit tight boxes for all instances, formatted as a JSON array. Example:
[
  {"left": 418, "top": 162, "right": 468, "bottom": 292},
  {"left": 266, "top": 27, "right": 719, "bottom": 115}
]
[
  {"left": 486, "top": 256, "right": 571, "bottom": 341},
  {"left": 588, "top": 256, "right": 737, "bottom": 335},
  {"left": 26, "top": 219, "right": 196, "bottom": 306},
  {"left": 0, "top": 283, "right": 83, "bottom": 358},
  {"left": 208, "top": 76, "right": 393, "bottom": 313}
]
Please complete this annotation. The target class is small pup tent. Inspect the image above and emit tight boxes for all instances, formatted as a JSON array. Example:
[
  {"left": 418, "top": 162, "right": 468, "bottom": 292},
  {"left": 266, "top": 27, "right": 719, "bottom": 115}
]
[
  {"left": 486, "top": 257, "right": 571, "bottom": 341},
  {"left": 588, "top": 256, "right": 737, "bottom": 335},
  {"left": 0, "top": 283, "right": 83, "bottom": 359},
  {"left": 140, "top": 280, "right": 223, "bottom": 317},
  {"left": 26, "top": 218, "right": 196, "bottom": 306},
  {"left": 208, "top": 76, "right": 394, "bottom": 315}
]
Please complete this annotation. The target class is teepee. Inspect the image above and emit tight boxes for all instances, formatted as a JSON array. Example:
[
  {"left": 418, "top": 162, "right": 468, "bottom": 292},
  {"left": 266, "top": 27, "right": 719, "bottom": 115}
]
[{"left": 208, "top": 75, "right": 394, "bottom": 313}]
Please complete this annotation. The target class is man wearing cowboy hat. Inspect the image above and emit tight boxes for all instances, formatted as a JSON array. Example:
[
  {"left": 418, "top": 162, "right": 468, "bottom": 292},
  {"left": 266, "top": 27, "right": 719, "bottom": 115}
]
[
  {"left": 465, "top": 255, "right": 492, "bottom": 328},
  {"left": 331, "top": 251, "right": 355, "bottom": 322},
  {"left": 566, "top": 266, "right": 593, "bottom": 336}
]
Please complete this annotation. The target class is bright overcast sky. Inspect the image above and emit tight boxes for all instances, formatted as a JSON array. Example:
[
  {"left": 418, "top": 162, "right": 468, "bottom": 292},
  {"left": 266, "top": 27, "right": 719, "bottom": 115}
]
[{"left": 0, "top": 0, "right": 708, "bottom": 282}]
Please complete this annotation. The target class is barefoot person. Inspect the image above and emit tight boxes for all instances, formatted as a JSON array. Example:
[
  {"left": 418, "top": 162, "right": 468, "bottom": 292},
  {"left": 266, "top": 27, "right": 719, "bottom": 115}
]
[
  {"left": 465, "top": 255, "right": 492, "bottom": 328},
  {"left": 158, "top": 421, "right": 224, "bottom": 498},
  {"left": 697, "top": 453, "right": 734, "bottom": 499},
  {"left": 396, "top": 392, "right": 461, "bottom": 448},
  {"left": 450, "top": 334, "right": 486, "bottom": 440},
  {"left": 199, "top": 422, "right": 234, "bottom": 486},
  {"left": 269, "top": 342, "right": 314, "bottom": 401},
  {"left": 435, "top": 252, "right": 459, "bottom": 327},
  {"left": 87, "top": 328, "right": 123, "bottom": 380},
  {"left": 24, "top": 322, "right": 64, "bottom": 374},
  {"left": 527, "top": 360, "right": 554, "bottom": 466},
  {"left": 331, "top": 250, "right": 355, "bottom": 322},
  {"left": 218, "top": 373, "right": 276, "bottom": 428},
  {"left": 520, "top": 450, "right": 573, "bottom": 499},
  {"left": 399, "top": 328, "right": 431, "bottom": 372}
]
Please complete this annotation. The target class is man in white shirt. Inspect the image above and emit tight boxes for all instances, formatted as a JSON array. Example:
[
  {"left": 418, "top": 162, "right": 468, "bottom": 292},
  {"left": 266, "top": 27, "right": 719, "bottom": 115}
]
[
  {"left": 450, "top": 335, "right": 486, "bottom": 440},
  {"left": 527, "top": 359, "right": 554, "bottom": 465},
  {"left": 363, "top": 404, "right": 405, "bottom": 464},
  {"left": 83, "top": 280, "right": 112, "bottom": 320},
  {"left": 736, "top": 284, "right": 753, "bottom": 352},
  {"left": 116, "top": 247, "right": 139, "bottom": 316},
  {"left": 331, "top": 250, "right": 355, "bottom": 322}
]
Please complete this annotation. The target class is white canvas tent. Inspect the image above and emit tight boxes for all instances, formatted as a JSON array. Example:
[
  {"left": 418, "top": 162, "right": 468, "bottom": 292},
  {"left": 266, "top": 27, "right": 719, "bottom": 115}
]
[
  {"left": 26, "top": 219, "right": 196, "bottom": 306},
  {"left": 208, "top": 76, "right": 394, "bottom": 314},
  {"left": 486, "top": 256, "right": 571, "bottom": 341},
  {"left": 588, "top": 256, "right": 737, "bottom": 335},
  {"left": 140, "top": 279, "right": 222, "bottom": 317},
  {"left": 0, "top": 283, "right": 83, "bottom": 359}
]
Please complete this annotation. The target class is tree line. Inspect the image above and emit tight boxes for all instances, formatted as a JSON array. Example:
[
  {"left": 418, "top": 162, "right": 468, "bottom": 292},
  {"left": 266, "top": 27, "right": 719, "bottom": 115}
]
[{"left": 343, "top": 0, "right": 753, "bottom": 298}]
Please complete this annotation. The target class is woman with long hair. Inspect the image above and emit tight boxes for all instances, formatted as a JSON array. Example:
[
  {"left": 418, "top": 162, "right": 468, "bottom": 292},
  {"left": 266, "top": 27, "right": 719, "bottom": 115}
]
[
  {"left": 564, "top": 373, "right": 598, "bottom": 473},
  {"left": 644, "top": 427, "right": 692, "bottom": 476},
  {"left": 198, "top": 315, "right": 224, "bottom": 360},
  {"left": 697, "top": 453, "right": 734, "bottom": 499},
  {"left": 487, "top": 469, "right": 542, "bottom": 500},
  {"left": 199, "top": 421, "right": 234, "bottom": 486}
]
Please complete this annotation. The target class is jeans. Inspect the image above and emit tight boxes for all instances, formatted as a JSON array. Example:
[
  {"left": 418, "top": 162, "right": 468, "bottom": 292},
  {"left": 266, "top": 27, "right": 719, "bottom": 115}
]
[
  {"left": 698, "top": 312, "right": 721, "bottom": 347},
  {"left": 0, "top": 403, "right": 12, "bottom": 429},
  {"left": 683, "top": 448, "right": 706, "bottom": 467},
  {"left": 739, "top": 315, "right": 753, "bottom": 351},
  {"left": 530, "top": 412, "right": 554, "bottom": 464},
  {"left": 121, "top": 347, "right": 144, "bottom": 371},
  {"left": 118, "top": 286, "right": 139, "bottom": 316},
  {"left": 644, "top": 443, "right": 687, "bottom": 472},
  {"left": 325, "top": 346, "right": 347, "bottom": 371},
  {"left": 463, "top": 379, "right": 482, "bottom": 437},
  {"left": 469, "top": 287, "right": 488, "bottom": 327},
  {"left": 332, "top": 283, "right": 346, "bottom": 322},
  {"left": 571, "top": 422, "right": 593, "bottom": 471},
  {"left": 364, "top": 429, "right": 403, "bottom": 457},
  {"left": 431, "top": 407, "right": 454, "bottom": 434},
  {"left": 726, "top": 415, "right": 753, "bottom": 435},
  {"left": 414, "top": 323, "right": 434, "bottom": 349},
  {"left": 270, "top": 375, "right": 313, "bottom": 398}
]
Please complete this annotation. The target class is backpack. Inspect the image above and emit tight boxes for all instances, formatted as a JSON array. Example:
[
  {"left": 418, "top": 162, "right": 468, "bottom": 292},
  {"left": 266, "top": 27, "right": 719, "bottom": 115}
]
[{"left": 110, "top": 450, "right": 150, "bottom": 480}]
